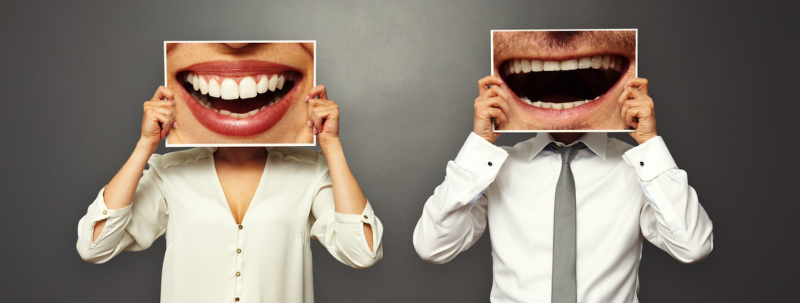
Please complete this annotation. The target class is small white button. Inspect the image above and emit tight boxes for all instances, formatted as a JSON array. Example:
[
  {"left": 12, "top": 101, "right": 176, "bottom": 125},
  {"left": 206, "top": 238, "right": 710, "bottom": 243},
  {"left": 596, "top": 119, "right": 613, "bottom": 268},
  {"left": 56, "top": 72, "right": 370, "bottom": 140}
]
[{"left": 102, "top": 210, "right": 107, "bottom": 215}]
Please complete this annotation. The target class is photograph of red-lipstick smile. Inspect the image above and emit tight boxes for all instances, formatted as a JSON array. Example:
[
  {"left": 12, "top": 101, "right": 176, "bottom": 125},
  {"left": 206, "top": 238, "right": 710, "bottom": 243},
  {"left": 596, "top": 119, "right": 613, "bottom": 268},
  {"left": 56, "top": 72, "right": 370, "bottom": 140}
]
[
  {"left": 491, "top": 29, "right": 637, "bottom": 132},
  {"left": 164, "top": 41, "right": 316, "bottom": 146}
]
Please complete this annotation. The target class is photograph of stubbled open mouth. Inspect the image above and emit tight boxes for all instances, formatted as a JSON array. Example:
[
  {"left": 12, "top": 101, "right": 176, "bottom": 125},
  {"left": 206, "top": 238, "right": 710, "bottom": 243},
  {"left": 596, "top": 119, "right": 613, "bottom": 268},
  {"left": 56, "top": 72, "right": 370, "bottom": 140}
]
[
  {"left": 492, "top": 30, "right": 637, "bottom": 131},
  {"left": 165, "top": 42, "right": 315, "bottom": 146}
]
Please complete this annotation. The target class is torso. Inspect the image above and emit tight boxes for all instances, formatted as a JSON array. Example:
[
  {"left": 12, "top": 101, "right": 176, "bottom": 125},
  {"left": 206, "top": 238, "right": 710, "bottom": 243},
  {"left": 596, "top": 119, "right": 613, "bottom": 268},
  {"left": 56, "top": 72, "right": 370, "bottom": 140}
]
[{"left": 155, "top": 147, "right": 322, "bottom": 302}]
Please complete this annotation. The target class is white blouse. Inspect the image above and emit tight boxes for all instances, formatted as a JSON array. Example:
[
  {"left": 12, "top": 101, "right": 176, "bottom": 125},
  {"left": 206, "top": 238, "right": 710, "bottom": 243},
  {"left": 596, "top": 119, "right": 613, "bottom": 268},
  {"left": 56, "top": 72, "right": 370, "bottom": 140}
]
[{"left": 76, "top": 147, "right": 383, "bottom": 303}]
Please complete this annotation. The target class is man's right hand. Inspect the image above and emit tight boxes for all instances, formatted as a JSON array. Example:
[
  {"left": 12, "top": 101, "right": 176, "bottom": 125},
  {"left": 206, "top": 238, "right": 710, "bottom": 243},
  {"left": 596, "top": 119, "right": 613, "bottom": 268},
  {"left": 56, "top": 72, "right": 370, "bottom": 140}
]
[{"left": 474, "top": 75, "right": 510, "bottom": 144}]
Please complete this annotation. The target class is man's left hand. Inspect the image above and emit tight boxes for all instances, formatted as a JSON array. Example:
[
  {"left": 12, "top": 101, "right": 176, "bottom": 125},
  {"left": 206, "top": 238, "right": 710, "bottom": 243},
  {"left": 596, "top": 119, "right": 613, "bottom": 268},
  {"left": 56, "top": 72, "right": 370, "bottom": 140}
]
[{"left": 619, "top": 77, "right": 657, "bottom": 145}]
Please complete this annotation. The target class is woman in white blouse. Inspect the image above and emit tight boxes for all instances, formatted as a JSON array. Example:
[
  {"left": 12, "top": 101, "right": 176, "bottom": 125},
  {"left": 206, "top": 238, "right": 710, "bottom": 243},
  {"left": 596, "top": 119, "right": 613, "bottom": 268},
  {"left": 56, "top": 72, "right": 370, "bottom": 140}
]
[{"left": 76, "top": 85, "right": 382, "bottom": 303}]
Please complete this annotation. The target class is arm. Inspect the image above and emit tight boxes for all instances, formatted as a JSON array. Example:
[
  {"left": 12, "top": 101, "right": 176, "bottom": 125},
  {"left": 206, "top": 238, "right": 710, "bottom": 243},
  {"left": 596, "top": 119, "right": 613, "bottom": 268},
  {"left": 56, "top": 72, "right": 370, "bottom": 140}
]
[
  {"left": 307, "top": 85, "right": 382, "bottom": 268},
  {"left": 620, "top": 78, "right": 713, "bottom": 263},
  {"left": 413, "top": 75, "right": 510, "bottom": 263},
  {"left": 413, "top": 132, "right": 507, "bottom": 263},
  {"left": 624, "top": 137, "right": 713, "bottom": 263},
  {"left": 75, "top": 86, "right": 175, "bottom": 263}
]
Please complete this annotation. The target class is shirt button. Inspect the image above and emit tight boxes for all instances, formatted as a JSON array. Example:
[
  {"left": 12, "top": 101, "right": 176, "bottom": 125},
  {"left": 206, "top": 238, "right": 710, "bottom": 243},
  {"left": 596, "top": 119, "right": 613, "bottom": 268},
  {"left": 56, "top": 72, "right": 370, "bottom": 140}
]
[
  {"left": 488, "top": 161, "right": 493, "bottom": 166},
  {"left": 236, "top": 271, "right": 241, "bottom": 276},
  {"left": 639, "top": 161, "right": 644, "bottom": 166},
  {"left": 102, "top": 210, "right": 107, "bottom": 215},
  {"left": 238, "top": 224, "right": 243, "bottom": 229},
  {"left": 363, "top": 215, "right": 368, "bottom": 219},
  {"left": 235, "top": 297, "right": 240, "bottom": 302},
  {"left": 237, "top": 248, "right": 242, "bottom": 253}
]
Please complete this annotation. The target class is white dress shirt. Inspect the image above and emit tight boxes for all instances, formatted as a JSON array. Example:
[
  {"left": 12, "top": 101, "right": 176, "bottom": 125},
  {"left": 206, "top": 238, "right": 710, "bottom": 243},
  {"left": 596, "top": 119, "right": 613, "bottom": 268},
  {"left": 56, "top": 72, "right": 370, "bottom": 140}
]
[
  {"left": 413, "top": 132, "right": 713, "bottom": 303},
  {"left": 77, "top": 147, "right": 383, "bottom": 303}
]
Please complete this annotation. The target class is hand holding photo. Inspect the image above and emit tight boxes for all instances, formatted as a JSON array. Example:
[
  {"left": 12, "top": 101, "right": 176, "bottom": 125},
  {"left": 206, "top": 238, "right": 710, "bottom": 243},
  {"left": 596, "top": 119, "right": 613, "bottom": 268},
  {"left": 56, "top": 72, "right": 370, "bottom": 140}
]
[
  {"left": 491, "top": 29, "right": 637, "bottom": 132},
  {"left": 165, "top": 41, "right": 316, "bottom": 146}
]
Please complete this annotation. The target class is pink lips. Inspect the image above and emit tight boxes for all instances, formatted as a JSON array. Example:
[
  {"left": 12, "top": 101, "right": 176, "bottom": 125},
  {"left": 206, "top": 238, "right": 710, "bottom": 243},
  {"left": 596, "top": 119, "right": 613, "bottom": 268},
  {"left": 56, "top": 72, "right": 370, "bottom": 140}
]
[{"left": 178, "top": 60, "right": 302, "bottom": 137}]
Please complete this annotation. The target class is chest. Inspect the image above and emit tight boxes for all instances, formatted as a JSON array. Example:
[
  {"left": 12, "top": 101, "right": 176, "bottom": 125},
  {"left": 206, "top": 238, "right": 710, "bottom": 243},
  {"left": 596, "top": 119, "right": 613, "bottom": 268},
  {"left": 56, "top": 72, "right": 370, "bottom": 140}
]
[
  {"left": 486, "top": 152, "right": 645, "bottom": 246},
  {"left": 159, "top": 156, "right": 318, "bottom": 235},
  {"left": 215, "top": 160, "right": 266, "bottom": 224}
]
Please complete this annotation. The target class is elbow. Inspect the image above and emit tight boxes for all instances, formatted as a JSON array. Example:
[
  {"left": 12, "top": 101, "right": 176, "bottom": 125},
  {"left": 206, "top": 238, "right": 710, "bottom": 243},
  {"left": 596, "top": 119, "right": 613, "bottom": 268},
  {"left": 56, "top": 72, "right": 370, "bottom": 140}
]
[
  {"left": 676, "top": 232, "right": 714, "bottom": 264},
  {"left": 76, "top": 245, "right": 109, "bottom": 264},
  {"left": 413, "top": 237, "right": 454, "bottom": 264},
  {"left": 412, "top": 224, "right": 462, "bottom": 264},
  {"left": 348, "top": 245, "right": 383, "bottom": 269},
  {"left": 76, "top": 240, "right": 113, "bottom": 264}
]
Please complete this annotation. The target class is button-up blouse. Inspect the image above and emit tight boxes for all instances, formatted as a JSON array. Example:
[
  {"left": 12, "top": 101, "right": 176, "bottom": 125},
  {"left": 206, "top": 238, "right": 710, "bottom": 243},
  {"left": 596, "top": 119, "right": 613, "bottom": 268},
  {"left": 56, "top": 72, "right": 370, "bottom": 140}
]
[{"left": 77, "top": 147, "right": 383, "bottom": 303}]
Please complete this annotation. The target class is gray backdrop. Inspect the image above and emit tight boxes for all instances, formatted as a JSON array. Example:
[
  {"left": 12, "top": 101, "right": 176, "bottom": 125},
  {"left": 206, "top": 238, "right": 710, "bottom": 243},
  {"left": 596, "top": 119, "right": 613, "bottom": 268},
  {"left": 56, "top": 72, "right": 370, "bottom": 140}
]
[{"left": 2, "top": 0, "right": 798, "bottom": 302}]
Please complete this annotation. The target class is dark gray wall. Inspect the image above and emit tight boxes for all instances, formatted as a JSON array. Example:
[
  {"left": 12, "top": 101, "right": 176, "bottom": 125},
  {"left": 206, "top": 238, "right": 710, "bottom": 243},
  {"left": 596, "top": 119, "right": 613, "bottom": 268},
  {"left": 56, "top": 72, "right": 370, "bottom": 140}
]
[{"left": 2, "top": 0, "right": 798, "bottom": 302}]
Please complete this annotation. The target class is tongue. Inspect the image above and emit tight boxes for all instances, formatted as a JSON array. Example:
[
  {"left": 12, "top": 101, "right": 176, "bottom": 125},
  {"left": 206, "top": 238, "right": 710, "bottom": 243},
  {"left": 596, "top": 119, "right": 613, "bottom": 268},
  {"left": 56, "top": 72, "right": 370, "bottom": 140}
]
[
  {"left": 209, "top": 95, "right": 272, "bottom": 113},
  {"left": 538, "top": 93, "right": 586, "bottom": 103}
]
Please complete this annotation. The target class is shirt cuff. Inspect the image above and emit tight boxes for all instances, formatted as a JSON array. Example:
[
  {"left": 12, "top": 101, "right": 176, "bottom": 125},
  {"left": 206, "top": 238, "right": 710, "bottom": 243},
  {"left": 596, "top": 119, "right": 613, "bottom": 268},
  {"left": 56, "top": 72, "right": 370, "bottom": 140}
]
[
  {"left": 335, "top": 201, "right": 376, "bottom": 225},
  {"left": 453, "top": 132, "right": 509, "bottom": 180},
  {"left": 87, "top": 187, "right": 132, "bottom": 248},
  {"left": 623, "top": 136, "right": 678, "bottom": 181},
  {"left": 89, "top": 187, "right": 133, "bottom": 222}
]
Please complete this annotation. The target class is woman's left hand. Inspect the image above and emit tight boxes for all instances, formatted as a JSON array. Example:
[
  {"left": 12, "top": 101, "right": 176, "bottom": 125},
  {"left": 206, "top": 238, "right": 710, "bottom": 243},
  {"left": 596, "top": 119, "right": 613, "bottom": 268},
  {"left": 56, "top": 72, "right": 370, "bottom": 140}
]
[{"left": 307, "top": 85, "right": 340, "bottom": 147}]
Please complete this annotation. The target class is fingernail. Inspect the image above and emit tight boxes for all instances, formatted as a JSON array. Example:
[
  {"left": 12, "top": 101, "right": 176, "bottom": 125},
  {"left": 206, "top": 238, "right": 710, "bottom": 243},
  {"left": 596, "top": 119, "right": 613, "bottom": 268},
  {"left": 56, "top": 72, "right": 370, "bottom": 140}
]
[
  {"left": 172, "top": 121, "right": 179, "bottom": 129},
  {"left": 306, "top": 120, "right": 313, "bottom": 127},
  {"left": 305, "top": 95, "right": 310, "bottom": 101},
  {"left": 314, "top": 127, "right": 319, "bottom": 134}
]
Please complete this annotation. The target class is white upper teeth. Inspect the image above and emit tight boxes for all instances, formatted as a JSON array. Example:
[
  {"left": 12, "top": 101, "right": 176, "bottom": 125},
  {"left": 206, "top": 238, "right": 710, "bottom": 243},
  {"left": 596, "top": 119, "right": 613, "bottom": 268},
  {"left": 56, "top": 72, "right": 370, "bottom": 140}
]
[
  {"left": 239, "top": 77, "right": 257, "bottom": 99},
  {"left": 503, "top": 55, "right": 625, "bottom": 75},
  {"left": 520, "top": 96, "right": 600, "bottom": 110},
  {"left": 185, "top": 72, "right": 298, "bottom": 100},
  {"left": 220, "top": 78, "right": 239, "bottom": 100},
  {"left": 208, "top": 79, "right": 220, "bottom": 98}
]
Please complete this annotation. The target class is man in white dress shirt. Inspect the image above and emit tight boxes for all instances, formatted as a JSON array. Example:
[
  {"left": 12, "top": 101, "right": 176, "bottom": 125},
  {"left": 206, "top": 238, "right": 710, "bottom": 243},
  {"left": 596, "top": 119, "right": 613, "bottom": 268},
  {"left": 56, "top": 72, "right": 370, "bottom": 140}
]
[{"left": 413, "top": 76, "right": 713, "bottom": 302}]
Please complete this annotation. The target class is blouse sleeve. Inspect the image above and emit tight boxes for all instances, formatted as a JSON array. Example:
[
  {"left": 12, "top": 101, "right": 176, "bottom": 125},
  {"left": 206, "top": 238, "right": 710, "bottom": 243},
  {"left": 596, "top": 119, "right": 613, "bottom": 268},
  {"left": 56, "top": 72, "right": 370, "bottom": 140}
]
[
  {"left": 76, "top": 155, "right": 169, "bottom": 264},
  {"left": 308, "top": 152, "right": 383, "bottom": 269}
]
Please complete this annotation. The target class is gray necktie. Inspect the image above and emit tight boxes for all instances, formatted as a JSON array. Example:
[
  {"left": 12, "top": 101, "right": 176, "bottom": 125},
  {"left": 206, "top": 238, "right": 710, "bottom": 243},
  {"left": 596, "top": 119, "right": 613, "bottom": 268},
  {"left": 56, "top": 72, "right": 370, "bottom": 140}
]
[{"left": 552, "top": 143, "right": 579, "bottom": 303}]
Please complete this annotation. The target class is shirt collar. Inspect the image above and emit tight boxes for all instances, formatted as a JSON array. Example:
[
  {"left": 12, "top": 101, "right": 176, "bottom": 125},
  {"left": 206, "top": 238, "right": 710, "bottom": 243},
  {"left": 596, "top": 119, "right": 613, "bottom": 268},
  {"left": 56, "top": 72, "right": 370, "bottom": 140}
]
[{"left": 527, "top": 132, "right": 607, "bottom": 160}]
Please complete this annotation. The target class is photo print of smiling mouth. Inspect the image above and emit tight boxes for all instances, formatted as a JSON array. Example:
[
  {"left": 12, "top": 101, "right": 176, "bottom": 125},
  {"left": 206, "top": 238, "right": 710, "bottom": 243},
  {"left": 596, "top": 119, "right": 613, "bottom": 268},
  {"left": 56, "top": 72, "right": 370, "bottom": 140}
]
[
  {"left": 493, "top": 30, "right": 637, "bottom": 131},
  {"left": 178, "top": 60, "right": 304, "bottom": 137},
  {"left": 164, "top": 41, "right": 315, "bottom": 146}
]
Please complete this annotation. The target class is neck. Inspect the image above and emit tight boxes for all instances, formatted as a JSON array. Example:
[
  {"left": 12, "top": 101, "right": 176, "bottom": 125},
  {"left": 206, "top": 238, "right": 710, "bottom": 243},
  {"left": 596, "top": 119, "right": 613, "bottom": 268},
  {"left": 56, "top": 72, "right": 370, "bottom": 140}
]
[
  {"left": 551, "top": 133, "right": 585, "bottom": 145},
  {"left": 214, "top": 147, "right": 268, "bottom": 165}
]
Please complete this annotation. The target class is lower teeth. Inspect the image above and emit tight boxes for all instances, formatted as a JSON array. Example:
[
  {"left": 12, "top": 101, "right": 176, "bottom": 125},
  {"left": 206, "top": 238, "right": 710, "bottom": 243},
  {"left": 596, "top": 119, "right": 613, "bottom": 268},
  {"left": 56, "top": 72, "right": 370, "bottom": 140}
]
[
  {"left": 190, "top": 90, "right": 281, "bottom": 118},
  {"left": 521, "top": 96, "right": 600, "bottom": 109}
]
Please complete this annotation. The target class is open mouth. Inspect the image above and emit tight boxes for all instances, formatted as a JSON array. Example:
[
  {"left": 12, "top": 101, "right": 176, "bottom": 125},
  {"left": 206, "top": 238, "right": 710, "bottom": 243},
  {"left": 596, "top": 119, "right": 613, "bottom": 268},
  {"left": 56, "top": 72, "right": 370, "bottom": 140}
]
[
  {"left": 178, "top": 60, "right": 303, "bottom": 137},
  {"left": 499, "top": 55, "right": 628, "bottom": 110}
]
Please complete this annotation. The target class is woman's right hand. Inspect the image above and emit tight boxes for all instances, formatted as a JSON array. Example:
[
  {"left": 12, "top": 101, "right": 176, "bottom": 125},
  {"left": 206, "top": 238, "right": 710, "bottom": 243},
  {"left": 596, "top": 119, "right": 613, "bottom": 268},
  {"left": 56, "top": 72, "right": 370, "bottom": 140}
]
[{"left": 140, "top": 86, "right": 177, "bottom": 154}]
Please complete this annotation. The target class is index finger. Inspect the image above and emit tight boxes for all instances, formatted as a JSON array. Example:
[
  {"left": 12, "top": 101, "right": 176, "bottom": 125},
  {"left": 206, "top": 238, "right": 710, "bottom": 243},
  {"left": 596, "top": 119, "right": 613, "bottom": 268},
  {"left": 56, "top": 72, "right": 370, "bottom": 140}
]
[
  {"left": 625, "top": 78, "right": 649, "bottom": 95},
  {"left": 307, "top": 85, "right": 328, "bottom": 100},
  {"left": 478, "top": 75, "right": 503, "bottom": 95},
  {"left": 153, "top": 86, "right": 174, "bottom": 101}
]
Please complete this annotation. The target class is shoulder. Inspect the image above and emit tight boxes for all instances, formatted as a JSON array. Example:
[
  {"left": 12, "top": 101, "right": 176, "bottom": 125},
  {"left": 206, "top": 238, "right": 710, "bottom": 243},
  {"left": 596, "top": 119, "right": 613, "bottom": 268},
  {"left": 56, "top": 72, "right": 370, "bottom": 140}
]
[
  {"left": 268, "top": 147, "right": 319, "bottom": 165},
  {"left": 267, "top": 147, "right": 329, "bottom": 182},
  {"left": 606, "top": 138, "right": 634, "bottom": 160},
  {"left": 148, "top": 147, "right": 214, "bottom": 171},
  {"left": 499, "top": 136, "right": 537, "bottom": 160}
]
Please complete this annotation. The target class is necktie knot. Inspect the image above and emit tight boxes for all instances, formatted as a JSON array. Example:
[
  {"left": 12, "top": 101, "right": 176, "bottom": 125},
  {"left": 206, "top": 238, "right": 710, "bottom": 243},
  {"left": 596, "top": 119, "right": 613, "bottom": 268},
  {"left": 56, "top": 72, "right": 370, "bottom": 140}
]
[{"left": 550, "top": 143, "right": 581, "bottom": 165}]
